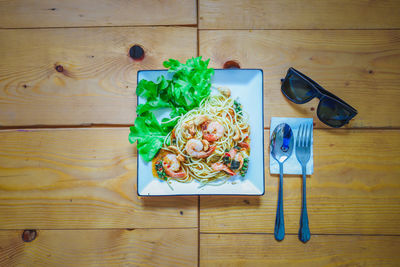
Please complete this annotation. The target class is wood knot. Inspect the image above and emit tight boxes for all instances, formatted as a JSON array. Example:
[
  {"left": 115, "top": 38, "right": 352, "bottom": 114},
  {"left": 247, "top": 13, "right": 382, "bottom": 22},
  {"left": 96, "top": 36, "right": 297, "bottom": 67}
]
[
  {"left": 223, "top": 60, "right": 240, "bottom": 69},
  {"left": 129, "top": 45, "right": 145, "bottom": 61},
  {"left": 22, "top": 230, "right": 37, "bottom": 242},
  {"left": 55, "top": 65, "right": 64, "bottom": 72}
]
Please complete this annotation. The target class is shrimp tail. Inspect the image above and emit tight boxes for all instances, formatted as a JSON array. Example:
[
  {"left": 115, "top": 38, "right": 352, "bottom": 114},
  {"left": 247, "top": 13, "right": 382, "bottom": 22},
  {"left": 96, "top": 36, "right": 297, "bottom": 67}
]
[
  {"left": 164, "top": 168, "right": 187, "bottom": 178},
  {"left": 203, "top": 134, "right": 217, "bottom": 142},
  {"left": 223, "top": 167, "right": 236, "bottom": 176},
  {"left": 211, "top": 162, "right": 236, "bottom": 176},
  {"left": 238, "top": 142, "right": 250, "bottom": 149},
  {"left": 198, "top": 145, "right": 216, "bottom": 158}
]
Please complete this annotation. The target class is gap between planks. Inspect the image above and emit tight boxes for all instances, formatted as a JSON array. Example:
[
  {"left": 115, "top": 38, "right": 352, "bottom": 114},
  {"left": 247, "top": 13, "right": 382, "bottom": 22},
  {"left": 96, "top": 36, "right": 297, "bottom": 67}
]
[
  {"left": 2, "top": 26, "right": 396, "bottom": 30},
  {"left": 0, "top": 227, "right": 197, "bottom": 231},
  {"left": 1, "top": 125, "right": 400, "bottom": 131},
  {"left": 0, "top": 24, "right": 198, "bottom": 30},
  {"left": 198, "top": 28, "right": 400, "bottom": 31},
  {"left": 196, "top": 5, "right": 201, "bottom": 263},
  {"left": 200, "top": 232, "right": 400, "bottom": 237}
]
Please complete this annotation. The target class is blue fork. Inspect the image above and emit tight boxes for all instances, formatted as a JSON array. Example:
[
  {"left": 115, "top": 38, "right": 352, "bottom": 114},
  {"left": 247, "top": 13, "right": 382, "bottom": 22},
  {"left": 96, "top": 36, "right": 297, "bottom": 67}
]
[{"left": 295, "top": 124, "right": 312, "bottom": 243}]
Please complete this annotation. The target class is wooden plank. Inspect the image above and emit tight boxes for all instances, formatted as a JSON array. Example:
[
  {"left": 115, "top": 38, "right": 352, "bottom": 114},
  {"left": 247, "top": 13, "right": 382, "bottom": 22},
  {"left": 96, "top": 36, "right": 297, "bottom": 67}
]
[
  {"left": 0, "top": 27, "right": 196, "bottom": 126},
  {"left": 200, "top": 234, "right": 400, "bottom": 266},
  {"left": 0, "top": 128, "right": 197, "bottom": 229},
  {"left": 0, "top": 229, "right": 197, "bottom": 266},
  {"left": 199, "top": 0, "right": 400, "bottom": 29},
  {"left": 200, "top": 129, "right": 400, "bottom": 234},
  {"left": 0, "top": 0, "right": 196, "bottom": 28},
  {"left": 199, "top": 30, "right": 400, "bottom": 128}
]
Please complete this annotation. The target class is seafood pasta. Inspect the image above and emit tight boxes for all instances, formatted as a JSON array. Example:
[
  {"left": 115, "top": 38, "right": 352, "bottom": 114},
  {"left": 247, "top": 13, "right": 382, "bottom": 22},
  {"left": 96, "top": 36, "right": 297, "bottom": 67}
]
[{"left": 153, "top": 88, "right": 250, "bottom": 185}]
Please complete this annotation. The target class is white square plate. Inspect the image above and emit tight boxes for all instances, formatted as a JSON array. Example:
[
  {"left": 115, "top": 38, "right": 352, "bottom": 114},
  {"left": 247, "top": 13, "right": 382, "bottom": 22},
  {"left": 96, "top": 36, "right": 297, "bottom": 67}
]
[{"left": 137, "top": 69, "right": 265, "bottom": 196}]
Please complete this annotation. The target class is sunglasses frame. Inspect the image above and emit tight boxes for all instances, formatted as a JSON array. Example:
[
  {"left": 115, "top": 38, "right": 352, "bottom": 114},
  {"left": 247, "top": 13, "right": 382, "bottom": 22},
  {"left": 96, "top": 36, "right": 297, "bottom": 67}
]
[{"left": 281, "top": 67, "right": 358, "bottom": 127}]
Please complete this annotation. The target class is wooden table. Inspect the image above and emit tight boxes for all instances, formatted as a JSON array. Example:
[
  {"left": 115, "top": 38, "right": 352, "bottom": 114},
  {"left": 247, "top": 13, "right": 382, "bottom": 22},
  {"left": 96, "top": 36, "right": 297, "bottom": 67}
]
[{"left": 0, "top": 1, "right": 399, "bottom": 266}]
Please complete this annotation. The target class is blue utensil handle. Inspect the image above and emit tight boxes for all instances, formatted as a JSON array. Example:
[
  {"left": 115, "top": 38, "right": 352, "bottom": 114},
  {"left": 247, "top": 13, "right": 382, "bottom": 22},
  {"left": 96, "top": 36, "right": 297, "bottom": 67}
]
[
  {"left": 275, "top": 163, "right": 285, "bottom": 241},
  {"left": 299, "top": 166, "right": 310, "bottom": 243}
]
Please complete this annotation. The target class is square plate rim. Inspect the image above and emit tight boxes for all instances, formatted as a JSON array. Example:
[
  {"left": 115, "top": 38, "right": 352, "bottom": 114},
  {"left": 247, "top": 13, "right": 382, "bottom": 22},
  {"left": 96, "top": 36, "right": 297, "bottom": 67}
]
[{"left": 136, "top": 68, "right": 265, "bottom": 196}]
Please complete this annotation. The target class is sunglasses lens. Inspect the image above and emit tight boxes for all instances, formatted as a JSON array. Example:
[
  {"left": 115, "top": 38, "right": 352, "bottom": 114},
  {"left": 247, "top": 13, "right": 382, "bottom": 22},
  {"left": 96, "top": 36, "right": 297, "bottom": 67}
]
[
  {"left": 318, "top": 98, "right": 353, "bottom": 127},
  {"left": 282, "top": 73, "right": 315, "bottom": 103}
]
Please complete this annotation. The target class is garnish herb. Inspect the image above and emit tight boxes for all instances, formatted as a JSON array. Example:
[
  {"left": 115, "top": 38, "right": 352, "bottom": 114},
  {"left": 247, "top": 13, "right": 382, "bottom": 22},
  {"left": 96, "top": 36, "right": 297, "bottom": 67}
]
[
  {"left": 233, "top": 100, "right": 242, "bottom": 114},
  {"left": 240, "top": 157, "right": 249, "bottom": 177},
  {"left": 155, "top": 160, "right": 167, "bottom": 180},
  {"left": 222, "top": 155, "right": 231, "bottom": 165}
]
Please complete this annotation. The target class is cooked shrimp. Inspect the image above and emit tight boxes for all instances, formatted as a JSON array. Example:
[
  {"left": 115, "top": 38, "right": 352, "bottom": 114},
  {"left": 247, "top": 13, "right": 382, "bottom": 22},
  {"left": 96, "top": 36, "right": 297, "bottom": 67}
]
[
  {"left": 202, "top": 121, "right": 225, "bottom": 142},
  {"left": 201, "top": 139, "right": 209, "bottom": 151},
  {"left": 182, "top": 121, "right": 195, "bottom": 138},
  {"left": 194, "top": 115, "right": 209, "bottom": 126},
  {"left": 218, "top": 87, "right": 231, "bottom": 98},
  {"left": 176, "top": 154, "right": 185, "bottom": 162},
  {"left": 185, "top": 139, "right": 216, "bottom": 158},
  {"left": 167, "top": 146, "right": 186, "bottom": 162},
  {"left": 162, "top": 154, "right": 186, "bottom": 178},
  {"left": 226, "top": 147, "right": 244, "bottom": 170},
  {"left": 167, "top": 145, "right": 180, "bottom": 155},
  {"left": 231, "top": 153, "right": 244, "bottom": 170},
  {"left": 227, "top": 147, "right": 237, "bottom": 158},
  {"left": 238, "top": 142, "right": 250, "bottom": 149},
  {"left": 211, "top": 162, "right": 236, "bottom": 176}
]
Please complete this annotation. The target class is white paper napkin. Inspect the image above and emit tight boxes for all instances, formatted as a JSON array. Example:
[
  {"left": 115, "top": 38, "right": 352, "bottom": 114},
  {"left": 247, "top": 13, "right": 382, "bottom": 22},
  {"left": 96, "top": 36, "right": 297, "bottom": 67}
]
[{"left": 269, "top": 117, "right": 314, "bottom": 175}]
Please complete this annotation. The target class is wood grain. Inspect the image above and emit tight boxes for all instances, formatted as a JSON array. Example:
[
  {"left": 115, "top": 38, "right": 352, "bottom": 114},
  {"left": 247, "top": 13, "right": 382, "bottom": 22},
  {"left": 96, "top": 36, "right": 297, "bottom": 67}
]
[
  {"left": 0, "top": 27, "right": 196, "bottom": 126},
  {"left": 199, "top": 0, "right": 400, "bottom": 29},
  {"left": 200, "top": 234, "right": 400, "bottom": 266},
  {"left": 0, "top": 128, "right": 197, "bottom": 229},
  {"left": 200, "top": 129, "right": 400, "bottom": 234},
  {"left": 200, "top": 30, "right": 400, "bottom": 128},
  {"left": 0, "top": 0, "right": 196, "bottom": 28},
  {"left": 0, "top": 229, "right": 197, "bottom": 266}
]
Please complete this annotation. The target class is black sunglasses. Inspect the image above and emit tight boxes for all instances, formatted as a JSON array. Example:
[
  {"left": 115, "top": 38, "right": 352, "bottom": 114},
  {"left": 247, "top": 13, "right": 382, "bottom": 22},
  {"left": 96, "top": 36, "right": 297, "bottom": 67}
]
[{"left": 281, "top": 68, "right": 358, "bottom": 128}]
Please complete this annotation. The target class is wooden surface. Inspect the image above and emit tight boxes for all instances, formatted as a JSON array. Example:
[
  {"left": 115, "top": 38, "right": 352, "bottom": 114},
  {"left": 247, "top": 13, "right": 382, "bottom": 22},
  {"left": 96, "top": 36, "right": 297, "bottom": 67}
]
[
  {"left": 200, "top": 234, "right": 400, "bottom": 266},
  {"left": 199, "top": 0, "right": 400, "bottom": 29},
  {"left": 0, "top": 128, "right": 197, "bottom": 229},
  {"left": 1, "top": 0, "right": 400, "bottom": 266},
  {"left": 200, "top": 130, "right": 400, "bottom": 234},
  {"left": 0, "top": 0, "right": 196, "bottom": 28},
  {"left": 0, "top": 229, "right": 197, "bottom": 266},
  {"left": 200, "top": 30, "right": 400, "bottom": 128},
  {"left": 0, "top": 27, "right": 196, "bottom": 126}
]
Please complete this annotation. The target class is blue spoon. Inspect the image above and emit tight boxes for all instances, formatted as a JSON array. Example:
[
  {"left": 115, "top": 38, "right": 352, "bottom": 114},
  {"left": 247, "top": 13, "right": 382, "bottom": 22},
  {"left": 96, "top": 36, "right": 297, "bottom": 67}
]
[{"left": 270, "top": 123, "right": 294, "bottom": 241}]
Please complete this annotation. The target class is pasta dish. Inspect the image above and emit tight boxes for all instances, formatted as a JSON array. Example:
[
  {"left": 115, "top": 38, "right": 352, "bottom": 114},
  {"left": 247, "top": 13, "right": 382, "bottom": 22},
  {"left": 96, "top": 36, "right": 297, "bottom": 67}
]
[{"left": 152, "top": 88, "right": 250, "bottom": 186}]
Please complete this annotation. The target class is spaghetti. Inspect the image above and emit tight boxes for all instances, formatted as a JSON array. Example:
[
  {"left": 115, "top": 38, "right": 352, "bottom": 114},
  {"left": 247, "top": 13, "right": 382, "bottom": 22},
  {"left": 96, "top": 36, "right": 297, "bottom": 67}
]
[{"left": 153, "top": 88, "right": 250, "bottom": 186}]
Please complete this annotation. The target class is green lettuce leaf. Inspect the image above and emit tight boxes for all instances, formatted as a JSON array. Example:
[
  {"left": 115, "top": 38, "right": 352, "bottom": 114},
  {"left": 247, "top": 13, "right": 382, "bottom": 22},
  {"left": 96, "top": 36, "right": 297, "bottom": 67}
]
[
  {"left": 129, "top": 112, "right": 166, "bottom": 162},
  {"left": 130, "top": 57, "right": 214, "bottom": 161},
  {"left": 164, "top": 57, "right": 214, "bottom": 110},
  {"left": 136, "top": 98, "right": 171, "bottom": 116}
]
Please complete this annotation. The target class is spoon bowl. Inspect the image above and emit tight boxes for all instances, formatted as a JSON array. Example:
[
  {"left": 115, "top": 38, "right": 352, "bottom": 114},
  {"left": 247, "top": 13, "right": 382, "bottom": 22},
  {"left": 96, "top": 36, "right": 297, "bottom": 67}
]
[{"left": 270, "top": 123, "right": 294, "bottom": 164}]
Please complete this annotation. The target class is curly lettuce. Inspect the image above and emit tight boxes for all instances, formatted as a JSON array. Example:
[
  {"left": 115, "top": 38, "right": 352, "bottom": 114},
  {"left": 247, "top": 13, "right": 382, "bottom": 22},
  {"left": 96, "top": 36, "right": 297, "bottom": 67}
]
[{"left": 129, "top": 57, "right": 214, "bottom": 161}]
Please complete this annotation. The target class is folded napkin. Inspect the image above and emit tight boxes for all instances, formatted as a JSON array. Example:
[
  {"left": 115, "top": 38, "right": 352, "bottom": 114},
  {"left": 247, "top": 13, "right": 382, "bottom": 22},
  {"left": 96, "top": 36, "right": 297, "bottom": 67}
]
[{"left": 269, "top": 117, "right": 314, "bottom": 175}]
